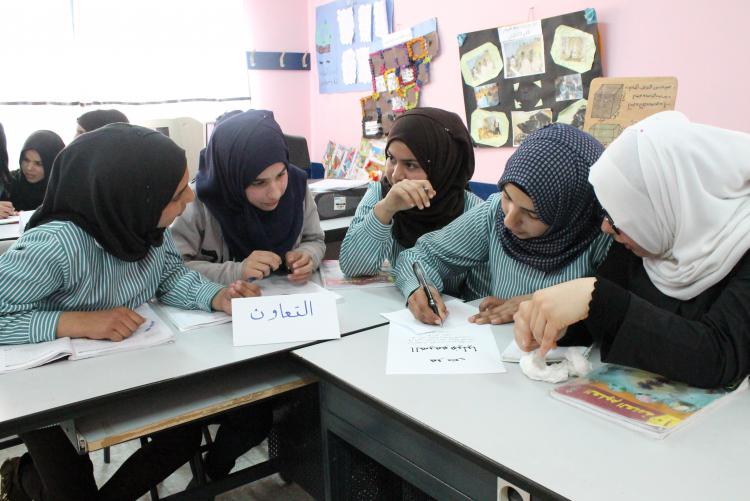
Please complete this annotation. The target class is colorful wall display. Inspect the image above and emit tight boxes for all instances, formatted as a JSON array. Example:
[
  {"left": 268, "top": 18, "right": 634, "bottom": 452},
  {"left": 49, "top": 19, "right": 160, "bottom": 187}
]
[
  {"left": 315, "top": 0, "right": 394, "bottom": 93},
  {"left": 457, "top": 9, "right": 602, "bottom": 147}
]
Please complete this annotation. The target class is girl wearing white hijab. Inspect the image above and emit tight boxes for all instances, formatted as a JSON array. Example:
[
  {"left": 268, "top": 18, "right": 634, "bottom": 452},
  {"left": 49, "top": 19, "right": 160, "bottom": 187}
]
[{"left": 513, "top": 111, "right": 750, "bottom": 388}]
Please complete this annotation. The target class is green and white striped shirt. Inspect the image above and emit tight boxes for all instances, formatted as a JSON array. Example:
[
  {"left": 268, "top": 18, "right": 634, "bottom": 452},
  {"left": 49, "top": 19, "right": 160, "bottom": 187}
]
[
  {"left": 395, "top": 193, "right": 613, "bottom": 299},
  {"left": 0, "top": 221, "right": 224, "bottom": 345},
  {"left": 340, "top": 182, "right": 491, "bottom": 300}
]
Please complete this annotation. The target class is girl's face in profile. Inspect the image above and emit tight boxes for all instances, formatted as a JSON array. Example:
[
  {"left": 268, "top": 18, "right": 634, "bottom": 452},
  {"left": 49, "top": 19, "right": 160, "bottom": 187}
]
[
  {"left": 21, "top": 149, "right": 45, "bottom": 184},
  {"left": 245, "top": 162, "right": 288, "bottom": 211},
  {"left": 385, "top": 140, "right": 427, "bottom": 184},
  {"left": 600, "top": 218, "right": 658, "bottom": 258},
  {"left": 501, "top": 183, "right": 549, "bottom": 239},
  {"left": 158, "top": 168, "right": 194, "bottom": 228}
]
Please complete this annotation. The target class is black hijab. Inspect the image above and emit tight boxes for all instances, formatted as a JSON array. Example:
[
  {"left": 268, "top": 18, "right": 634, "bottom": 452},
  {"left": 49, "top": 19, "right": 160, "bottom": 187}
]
[
  {"left": 28, "top": 123, "right": 187, "bottom": 262},
  {"left": 195, "top": 110, "right": 306, "bottom": 261},
  {"left": 10, "top": 130, "right": 65, "bottom": 210},
  {"left": 497, "top": 124, "right": 604, "bottom": 272},
  {"left": 77, "top": 109, "right": 130, "bottom": 132},
  {"left": 0, "top": 123, "right": 9, "bottom": 199},
  {"left": 382, "top": 107, "right": 475, "bottom": 248}
]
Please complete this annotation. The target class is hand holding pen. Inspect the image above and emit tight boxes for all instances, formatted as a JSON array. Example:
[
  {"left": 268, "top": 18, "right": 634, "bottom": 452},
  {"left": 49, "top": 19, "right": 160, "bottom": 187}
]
[{"left": 408, "top": 262, "right": 447, "bottom": 326}]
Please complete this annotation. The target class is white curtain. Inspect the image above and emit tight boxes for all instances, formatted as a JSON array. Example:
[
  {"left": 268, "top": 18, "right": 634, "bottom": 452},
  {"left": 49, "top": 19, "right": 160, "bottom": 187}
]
[{"left": 0, "top": 0, "right": 251, "bottom": 104}]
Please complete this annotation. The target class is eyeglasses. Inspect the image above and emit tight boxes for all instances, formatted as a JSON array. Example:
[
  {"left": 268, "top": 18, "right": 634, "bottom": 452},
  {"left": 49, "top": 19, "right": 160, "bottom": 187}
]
[{"left": 603, "top": 211, "right": 621, "bottom": 235}]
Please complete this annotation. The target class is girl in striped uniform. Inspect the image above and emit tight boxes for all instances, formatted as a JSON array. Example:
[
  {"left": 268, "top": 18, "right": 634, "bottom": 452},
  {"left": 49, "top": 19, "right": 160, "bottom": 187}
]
[
  {"left": 0, "top": 124, "right": 258, "bottom": 501},
  {"left": 340, "top": 107, "right": 491, "bottom": 300},
  {"left": 397, "top": 123, "right": 612, "bottom": 325}
]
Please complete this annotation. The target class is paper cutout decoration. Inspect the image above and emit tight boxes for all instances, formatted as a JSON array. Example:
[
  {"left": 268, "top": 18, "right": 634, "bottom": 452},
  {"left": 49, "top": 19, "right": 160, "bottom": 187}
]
[
  {"left": 583, "top": 76, "right": 678, "bottom": 147},
  {"left": 360, "top": 18, "right": 439, "bottom": 137},
  {"left": 316, "top": 0, "right": 394, "bottom": 93},
  {"left": 247, "top": 51, "right": 311, "bottom": 71},
  {"left": 457, "top": 9, "right": 603, "bottom": 147}
]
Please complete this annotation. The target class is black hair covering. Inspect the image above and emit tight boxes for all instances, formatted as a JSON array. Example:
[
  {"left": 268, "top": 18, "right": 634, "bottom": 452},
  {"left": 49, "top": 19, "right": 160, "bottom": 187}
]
[
  {"left": 10, "top": 130, "right": 65, "bottom": 210},
  {"left": 0, "top": 123, "right": 10, "bottom": 197},
  {"left": 28, "top": 123, "right": 187, "bottom": 262},
  {"left": 497, "top": 123, "right": 604, "bottom": 272},
  {"left": 381, "top": 107, "right": 475, "bottom": 248},
  {"left": 76, "top": 109, "right": 130, "bottom": 132},
  {"left": 196, "top": 110, "right": 306, "bottom": 260}
]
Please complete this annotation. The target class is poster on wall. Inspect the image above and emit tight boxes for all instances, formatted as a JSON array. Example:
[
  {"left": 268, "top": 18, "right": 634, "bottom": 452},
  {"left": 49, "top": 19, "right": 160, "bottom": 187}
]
[
  {"left": 457, "top": 9, "right": 602, "bottom": 147},
  {"left": 316, "top": 0, "right": 394, "bottom": 93},
  {"left": 583, "top": 76, "right": 678, "bottom": 147},
  {"left": 360, "top": 18, "right": 440, "bottom": 137}
]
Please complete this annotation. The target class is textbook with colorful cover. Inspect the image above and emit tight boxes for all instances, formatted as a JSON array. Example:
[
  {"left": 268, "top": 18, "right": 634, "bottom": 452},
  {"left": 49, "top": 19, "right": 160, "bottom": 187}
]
[
  {"left": 551, "top": 364, "right": 748, "bottom": 439},
  {"left": 0, "top": 304, "right": 173, "bottom": 374},
  {"left": 319, "top": 260, "right": 395, "bottom": 289}
]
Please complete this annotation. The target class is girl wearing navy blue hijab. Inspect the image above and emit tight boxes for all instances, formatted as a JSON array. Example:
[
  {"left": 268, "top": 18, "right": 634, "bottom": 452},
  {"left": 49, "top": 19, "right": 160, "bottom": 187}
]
[{"left": 172, "top": 110, "right": 325, "bottom": 285}]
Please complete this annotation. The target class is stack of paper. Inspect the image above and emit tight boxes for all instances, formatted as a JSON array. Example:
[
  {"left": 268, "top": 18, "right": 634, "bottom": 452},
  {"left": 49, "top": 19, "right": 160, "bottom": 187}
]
[
  {"left": 309, "top": 178, "right": 369, "bottom": 193},
  {"left": 159, "top": 305, "right": 231, "bottom": 332},
  {"left": 383, "top": 300, "right": 505, "bottom": 375},
  {"left": 255, "top": 274, "right": 342, "bottom": 302}
]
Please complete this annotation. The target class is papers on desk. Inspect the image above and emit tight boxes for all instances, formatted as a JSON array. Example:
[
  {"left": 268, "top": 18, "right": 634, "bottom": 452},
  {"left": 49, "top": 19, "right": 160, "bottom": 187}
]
[
  {"left": 0, "top": 215, "right": 19, "bottom": 225},
  {"left": 255, "top": 274, "right": 342, "bottom": 302},
  {"left": 18, "top": 210, "right": 34, "bottom": 235},
  {"left": 309, "top": 178, "right": 369, "bottom": 193},
  {"left": 319, "top": 260, "right": 395, "bottom": 290},
  {"left": 385, "top": 301, "right": 505, "bottom": 375},
  {"left": 0, "top": 304, "right": 173, "bottom": 374},
  {"left": 156, "top": 305, "right": 231, "bottom": 332},
  {"left": 232, "top": 292, "right": 340, "bottom": 347},
  {"left": 502, "top": 339, "right": 591, "bottom": 363}
]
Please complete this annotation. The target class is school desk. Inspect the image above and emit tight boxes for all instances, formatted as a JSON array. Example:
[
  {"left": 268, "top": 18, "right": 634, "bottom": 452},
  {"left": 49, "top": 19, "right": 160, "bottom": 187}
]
[{"left": 292, "top": 323, "right": 750, "bottom": 501}]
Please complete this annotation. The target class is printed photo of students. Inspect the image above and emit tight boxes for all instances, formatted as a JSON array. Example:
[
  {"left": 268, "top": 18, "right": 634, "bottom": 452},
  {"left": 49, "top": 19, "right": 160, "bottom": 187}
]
[
  {"left": 514, "top": 112, "right": 750, "bottom": 388},
  {"left": 171, "top": 109, "right": 325, "bottom": 285},
  {"left": 339, "top": 107, "right": 490, "bottom": 300},
  {"left": 0, "top": 123, "right": 257, "bottom": 501},
  {"left": 396, "top": 124, "right": 612, "bottom": 325},
  {"left": 9, "top": 130, "right": 65, "bottom": 211}
]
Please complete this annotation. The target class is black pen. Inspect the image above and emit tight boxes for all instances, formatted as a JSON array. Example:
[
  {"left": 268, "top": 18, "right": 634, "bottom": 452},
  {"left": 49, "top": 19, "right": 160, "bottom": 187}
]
[{"left": 412, "top": 262, "right": 442, "bottom": 327}]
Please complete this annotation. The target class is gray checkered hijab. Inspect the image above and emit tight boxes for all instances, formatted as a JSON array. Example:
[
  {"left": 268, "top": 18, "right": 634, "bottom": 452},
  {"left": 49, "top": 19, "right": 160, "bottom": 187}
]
[{"left": 497, "top": 124, "right": 604, "bottom": 272}]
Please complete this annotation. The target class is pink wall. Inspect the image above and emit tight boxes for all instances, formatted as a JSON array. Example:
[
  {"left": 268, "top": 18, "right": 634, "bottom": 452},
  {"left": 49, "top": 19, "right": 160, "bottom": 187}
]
[
  {"left": 306, "top": 0, "right": 750, "bottom": 182},
  {"left": 243, "top": 0, "right": 311, "bottom": 140}
]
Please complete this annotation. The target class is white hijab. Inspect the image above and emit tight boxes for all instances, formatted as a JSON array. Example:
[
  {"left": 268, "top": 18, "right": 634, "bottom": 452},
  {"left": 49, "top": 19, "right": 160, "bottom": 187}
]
[{"left": 589, "top": 111, "right": 750, "bottom": 300}]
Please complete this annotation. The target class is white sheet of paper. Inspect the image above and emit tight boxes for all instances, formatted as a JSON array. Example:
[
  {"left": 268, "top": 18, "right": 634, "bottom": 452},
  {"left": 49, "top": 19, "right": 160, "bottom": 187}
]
[
  {"left": 232, "top": 292, "right": 340, "bottom": 347},
  {"left": 0, "top": 215, "right": 19, "bottom": 225},
  {"left": 255, "top": 275, "right": 341, "bottom": 302},
  {"left": 357, "top": 4, "right": 372, "bottom": 43},
  {"left": 309, "top": 178, "right": 369, "bottom": 192},
  {"left": 380, "top": 299, "right": 474, "bottom": 334},
  {"left": 502, "top": 339, "right": 591, "bottom": 363},
  {"left": 372, "top": 0, "right": 388, "bottom": 39},
  {"left": 341, "top": 48, "right": 357, "bottom": 85},
  {"left": 69, "top": 304, "right": 174, "bottom": 360},
  {"left": 386, "top": 322, "right": 505, "bottom": 375},
  {"left": 356, "top": 47, "right": 372, "bottom": 84},
  {"left": 18, "top": 210, "right": 34, "bottom": 235},
  {"left": 160, "top": 305, "right": 231, "bottom": 332},
  {"left": 0, "top": 337, "right": 72, "bottom": 374},
  {"left": 381, "top": 27, "right": 413, "bottom": 49},
  {"left": 336, "top": 7, "right": 355, "bottom": 45}
]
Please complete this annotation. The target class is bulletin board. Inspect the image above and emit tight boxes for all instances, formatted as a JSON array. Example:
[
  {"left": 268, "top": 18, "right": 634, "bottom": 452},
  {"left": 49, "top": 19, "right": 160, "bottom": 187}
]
[
  {"left": 457, "top": 8, "right": 602, "bottom": 147},
  {"left": 315, "top": 0, "right": 394, "bottom": 93}
]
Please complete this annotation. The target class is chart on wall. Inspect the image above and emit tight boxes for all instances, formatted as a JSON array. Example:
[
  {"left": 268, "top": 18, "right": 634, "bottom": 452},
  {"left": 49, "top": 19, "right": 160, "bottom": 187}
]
[
  {"left": 457, "top": 9, "right": 602, "bottom": 147},
  {"left": 316, "top": 0, "right": 394, "bottom": 93}
]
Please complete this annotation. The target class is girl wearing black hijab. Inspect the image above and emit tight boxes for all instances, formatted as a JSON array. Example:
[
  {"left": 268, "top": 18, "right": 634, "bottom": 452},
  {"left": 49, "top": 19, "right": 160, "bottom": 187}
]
[
  {"left": 75, "top": 108, "right": 130, "bottom": 136},
  {"left": 340, "top": 107, "right": 490, "bottom": 299},
  {"left": 0, "top": 123, "right": 13, "bottom": 218},
  {"left": 8, "top": 129, "right": 64, "bottom": 211},
  {"left": 0, "top": 123, "right": 258, "bottom": 501},
  {"left": 171, "top": 109, "right": 325, "bottom": 482}
]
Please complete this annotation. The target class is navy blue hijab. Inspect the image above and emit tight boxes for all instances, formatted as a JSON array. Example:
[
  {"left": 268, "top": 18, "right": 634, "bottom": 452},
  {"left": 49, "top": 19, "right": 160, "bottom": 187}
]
[
  {"left": 195, "top": 110, "right": 306, "bottom": 261},
  {"left": 497, "top": 124, "right": 604, "bottom": 272}
]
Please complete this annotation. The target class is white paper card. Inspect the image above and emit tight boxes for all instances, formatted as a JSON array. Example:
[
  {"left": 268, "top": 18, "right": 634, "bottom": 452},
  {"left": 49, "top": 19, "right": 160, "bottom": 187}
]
[
  {"left": 255, "top": 275, "right": 341, "bottom": 302},
  {"left": 160, "top": 305, "right": 231, "bottom": 332},
  {"left": 380, "top": 299, "right": 475, "bottom": 334},
  {"left": 381, "top": 28, "right": 413, "bottom": 49},
  {"left": 386, "top": 322, "right": 505, "bottom": 375},
  {"left": 372, "top": 0, "right": 388, "bottom": 39},
  {"left": 336, "top": 7, "right": 355, "bottom": 45},
  {"left": 232, "top": 293, "right": 340, "bottom": 347},
  {"left": 357, "top": 4, "right": 373, "bottom": 43}
]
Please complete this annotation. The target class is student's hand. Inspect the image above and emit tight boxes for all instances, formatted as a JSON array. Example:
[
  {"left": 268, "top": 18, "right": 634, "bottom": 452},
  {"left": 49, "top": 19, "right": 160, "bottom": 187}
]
[
  {"left": 241, "top": 251, "right": 283, "bottom": 280},
  {"left": 407, "top": 286, "right": 448, "bottom": 325},
  {"left": 374, "top": 180, "right": 436, "bottom": 223},
  {"left": 212, "top": 280, "right": 262, "bottom": 314},
  {"left": 513, "top": 278, "right": 596, "bottom": 356},
  {"left": 469, "top": 294, "right": 531, "bottom": 325},
  {"left": 285, "top": 250, "right": 313, "bottom": 284},
  {"left": 57, "top": 308, "right": 146, "bottom": 342},
  {"left": 0, "top": 201, "right": 16, "bottom": 219}
]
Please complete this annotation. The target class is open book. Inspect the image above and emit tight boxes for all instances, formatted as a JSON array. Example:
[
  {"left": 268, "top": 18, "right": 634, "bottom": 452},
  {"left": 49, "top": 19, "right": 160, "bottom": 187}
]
[
  {"left": 319, "top": 260, "right": 395, "bottom": 289},
  {"left": 551, "top": 364, "right": 748, "bottom": 439},
  {"left": 0, "top": 304, "right": 173, "bottom": 374}
]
